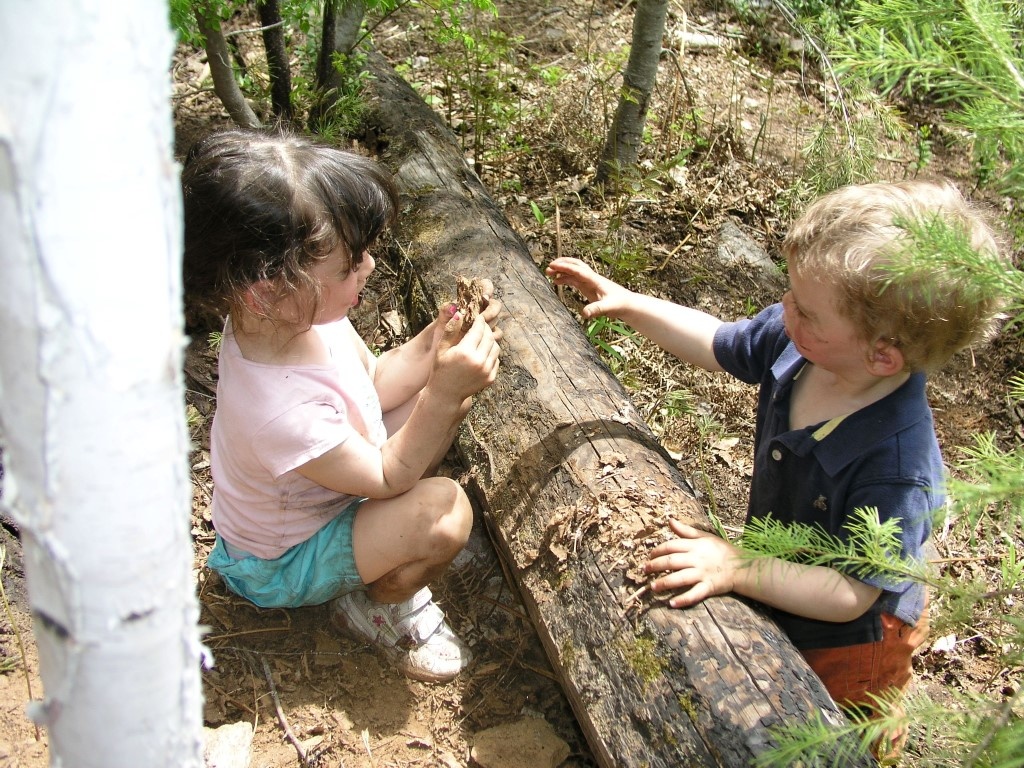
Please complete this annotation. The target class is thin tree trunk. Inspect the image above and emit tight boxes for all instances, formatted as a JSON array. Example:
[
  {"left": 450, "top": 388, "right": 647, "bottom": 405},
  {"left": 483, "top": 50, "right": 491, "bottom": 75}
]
[
  {"left": 311, "top": 0, "right": 366, "bottom": 130},
  {"left": 316, "top": 0, "right": 366, "bottom": 87},
  {"left": 0, "top": 2, "right": 204, "bottom": 766},
  {"left": 258, "top": 0, "right": 293, "bottom": 121},
  {"left": 196, "top": 1, "right": 262, "bottom": 129},
  {"left": 596, "top": 0, "right": 669, "bottom": 188}
]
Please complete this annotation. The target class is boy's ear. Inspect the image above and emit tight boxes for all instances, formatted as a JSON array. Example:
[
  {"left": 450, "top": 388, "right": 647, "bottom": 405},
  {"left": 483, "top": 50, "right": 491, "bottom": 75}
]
[{"left": 866, "top": 339, "right": 905, "bottom": 376}]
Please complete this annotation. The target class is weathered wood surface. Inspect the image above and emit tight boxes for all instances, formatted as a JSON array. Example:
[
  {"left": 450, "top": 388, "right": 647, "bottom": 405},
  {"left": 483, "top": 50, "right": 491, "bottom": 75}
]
[{"left": 363, "top": 51, "right": 870, "bottom": 767}]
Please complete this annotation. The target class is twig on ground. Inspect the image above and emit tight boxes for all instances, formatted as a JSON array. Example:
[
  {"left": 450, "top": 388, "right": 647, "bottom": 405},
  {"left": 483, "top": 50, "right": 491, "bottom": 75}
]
[
  {"left": 204, "top": 626, "right": 292, "bottom": 644},
  {"left": 255, "top": 653, "right": 312, "bottom": 767}
]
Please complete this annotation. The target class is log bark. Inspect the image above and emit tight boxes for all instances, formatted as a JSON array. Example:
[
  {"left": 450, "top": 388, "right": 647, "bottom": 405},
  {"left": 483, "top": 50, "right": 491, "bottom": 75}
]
[{"left": 361, "top": 51, "right": 872, "bottom": 767}]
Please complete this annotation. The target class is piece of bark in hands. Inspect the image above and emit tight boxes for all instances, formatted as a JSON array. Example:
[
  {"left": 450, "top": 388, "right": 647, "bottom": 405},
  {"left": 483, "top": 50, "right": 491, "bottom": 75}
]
[{"left": 456, "top": 275, "right": 489, "bottom": 326}]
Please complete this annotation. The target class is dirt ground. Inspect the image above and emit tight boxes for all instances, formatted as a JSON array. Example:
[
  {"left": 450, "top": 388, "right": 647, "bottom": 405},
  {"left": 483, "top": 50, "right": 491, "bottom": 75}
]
[{"left": 2, "top": 1, "right": 1022, "bottom": 766}]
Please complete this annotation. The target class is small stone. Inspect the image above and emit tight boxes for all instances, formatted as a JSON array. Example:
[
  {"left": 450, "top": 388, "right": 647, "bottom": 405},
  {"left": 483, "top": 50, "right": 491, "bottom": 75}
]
[
  {"left": 470, "top": 717, "right": 570, "bottom": 768},
  {"left": 203, "top": 722, "right": 253, "bottom": 768}
]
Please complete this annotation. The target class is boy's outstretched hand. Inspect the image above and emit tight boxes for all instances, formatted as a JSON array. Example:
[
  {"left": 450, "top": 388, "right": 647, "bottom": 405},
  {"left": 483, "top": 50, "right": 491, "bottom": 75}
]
[
  {"left": 644, "top": 519, "right": 741, "bottom": 609},
  {"left": 546, "top": 257, "right": 634, "bottom": 320}
]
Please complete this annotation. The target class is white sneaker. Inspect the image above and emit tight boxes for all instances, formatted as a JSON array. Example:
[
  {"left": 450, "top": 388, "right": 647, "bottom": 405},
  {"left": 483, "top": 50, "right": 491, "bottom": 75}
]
[{"left": 331, "top": 587, "right": 472, "bottom": 683}]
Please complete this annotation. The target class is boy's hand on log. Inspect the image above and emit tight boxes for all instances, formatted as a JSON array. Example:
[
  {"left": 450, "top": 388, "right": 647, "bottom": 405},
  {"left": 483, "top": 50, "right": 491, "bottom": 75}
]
[
  {"left": 546, "top": 256, "right": 634, "bottom": 321},
  {"left": 643, "top": 519, "right": 740, "bottom": 609}
]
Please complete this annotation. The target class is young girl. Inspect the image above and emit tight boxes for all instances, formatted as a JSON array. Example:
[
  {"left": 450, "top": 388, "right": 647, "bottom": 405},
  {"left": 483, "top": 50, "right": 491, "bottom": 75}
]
[{"left": 183, "top": 129, "right": 503, "bottom": 683}]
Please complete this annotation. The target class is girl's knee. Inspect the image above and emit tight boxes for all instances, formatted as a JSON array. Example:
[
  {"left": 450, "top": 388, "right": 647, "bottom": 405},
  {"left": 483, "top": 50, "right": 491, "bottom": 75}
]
[{"left": 421, "top": 477, "right": 472, "bottom": 551}]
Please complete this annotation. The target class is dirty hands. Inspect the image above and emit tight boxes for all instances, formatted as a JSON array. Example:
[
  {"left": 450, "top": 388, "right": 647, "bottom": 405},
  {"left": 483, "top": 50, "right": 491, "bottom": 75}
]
[
  {"left": 432, "top": 278, "right": 504, "bottom": 348},
  {"left": 644, "top": 519, "right": 741, "bottom": 609},
  {"left": 429, "top": 281, "right": 502, "bottom": 402},
  {"left": 546, "top": 257, "right": 634, "bottom": 321}
]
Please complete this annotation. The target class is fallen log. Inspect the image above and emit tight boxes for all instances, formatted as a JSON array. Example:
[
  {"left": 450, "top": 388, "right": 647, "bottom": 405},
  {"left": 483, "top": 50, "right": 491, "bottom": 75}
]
[{"left": 362, "top": 50, "right": 871, "bottom": 767}]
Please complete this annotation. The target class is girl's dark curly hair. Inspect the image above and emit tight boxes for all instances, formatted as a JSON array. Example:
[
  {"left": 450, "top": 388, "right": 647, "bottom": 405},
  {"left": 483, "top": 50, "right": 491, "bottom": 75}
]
[{"left": 182, "top": 129, "right": 398, "bottom": 328}]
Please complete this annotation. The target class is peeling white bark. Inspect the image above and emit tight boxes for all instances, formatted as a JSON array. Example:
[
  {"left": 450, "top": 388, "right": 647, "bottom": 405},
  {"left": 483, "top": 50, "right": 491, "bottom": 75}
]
[{"left": 0, "top": 2, "right": 204, "bottom": 766}]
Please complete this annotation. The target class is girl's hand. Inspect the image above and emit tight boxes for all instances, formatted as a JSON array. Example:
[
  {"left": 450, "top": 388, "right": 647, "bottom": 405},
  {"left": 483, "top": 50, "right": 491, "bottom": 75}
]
[
  {"left": 429, "top": 309, "right": 501, "bottom": 401},
  {"left": 643, "top": 519, "right": 741, "bottom": 609},
  {"left": 475, "top": 281, "right": 504, "bottom": 341},
  {"left": 545, "top": 256, "right": 633, "bottom": 320},
  {"left": 432, "top": 279, "right": 504, "bottom": 348}
]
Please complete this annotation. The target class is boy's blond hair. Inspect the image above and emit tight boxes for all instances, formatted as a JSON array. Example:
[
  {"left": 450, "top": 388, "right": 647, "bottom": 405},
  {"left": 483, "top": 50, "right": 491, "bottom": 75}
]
[{"left": 782, "top": 180, "right": 1004, "bottom": 373}]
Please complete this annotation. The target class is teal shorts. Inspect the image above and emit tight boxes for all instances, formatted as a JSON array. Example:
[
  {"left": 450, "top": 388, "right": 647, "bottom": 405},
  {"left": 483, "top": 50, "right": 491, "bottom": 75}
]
[{"left": 207, "top": 499, "right": 365, "bottom": 608}]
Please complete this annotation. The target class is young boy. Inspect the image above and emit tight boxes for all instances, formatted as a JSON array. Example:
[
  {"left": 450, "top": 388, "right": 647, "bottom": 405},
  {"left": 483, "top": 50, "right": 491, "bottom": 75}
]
[{"left": 546, "top": 180, "right": 1003, "bottom": 750}]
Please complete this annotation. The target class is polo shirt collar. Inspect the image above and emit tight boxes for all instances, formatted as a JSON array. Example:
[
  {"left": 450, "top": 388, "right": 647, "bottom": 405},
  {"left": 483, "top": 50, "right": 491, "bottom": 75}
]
[{"left": 771, "top": 343, "right": 930, "bottom": 476}]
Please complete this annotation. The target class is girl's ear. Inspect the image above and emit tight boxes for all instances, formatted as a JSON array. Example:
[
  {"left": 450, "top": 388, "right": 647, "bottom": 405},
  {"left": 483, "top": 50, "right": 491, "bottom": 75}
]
[
  {"left": 866, "top": 339, "right": 906, "bottom": 376},
  {"left": 241, "top": 279, "right": 279, "bottom": 316}
]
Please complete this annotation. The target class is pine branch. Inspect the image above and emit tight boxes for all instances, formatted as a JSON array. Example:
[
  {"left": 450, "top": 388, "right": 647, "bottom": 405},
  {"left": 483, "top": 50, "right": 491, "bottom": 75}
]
[{"left": 738, "top": 507, "right": 933, "bottom": 587}]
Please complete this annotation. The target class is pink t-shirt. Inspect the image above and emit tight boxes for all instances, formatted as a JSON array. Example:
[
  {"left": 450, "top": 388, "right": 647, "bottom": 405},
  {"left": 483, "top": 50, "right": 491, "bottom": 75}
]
[{"left": 210, "top": 318, "right": 386, "bottom": 559}]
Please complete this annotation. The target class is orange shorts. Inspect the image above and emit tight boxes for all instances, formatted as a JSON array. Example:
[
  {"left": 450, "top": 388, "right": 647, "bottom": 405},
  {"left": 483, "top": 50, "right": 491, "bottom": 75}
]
[
  {"left": 800, "top": 606, "right": 930, "bottom": 708},
  {"left": 800, "top": 606, "right": 929, "bottom": 759}
]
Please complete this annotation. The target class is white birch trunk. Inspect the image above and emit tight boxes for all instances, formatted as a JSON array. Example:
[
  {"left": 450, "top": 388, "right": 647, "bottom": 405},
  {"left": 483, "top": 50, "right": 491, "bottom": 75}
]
[{"left": 0, "top": 2, "right": 204, "bottom": 766}]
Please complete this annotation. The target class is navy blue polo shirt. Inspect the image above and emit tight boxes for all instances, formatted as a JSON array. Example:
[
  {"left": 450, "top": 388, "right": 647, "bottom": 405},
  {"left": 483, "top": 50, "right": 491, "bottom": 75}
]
[{"left": 713, "top": 304, "right": 936, "bottom": 650}]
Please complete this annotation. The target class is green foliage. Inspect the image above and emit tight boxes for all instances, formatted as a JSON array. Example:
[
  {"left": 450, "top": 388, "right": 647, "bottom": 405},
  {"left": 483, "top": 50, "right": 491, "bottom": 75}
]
[
  {"left": 169, "top": 0, "right": 203, "bottom": 45},
  {"left": 173, "top": 0, "right": 496, "bottom": 140},
  {"left": 761, "top": 687, "right": 1024, "bottom": 766},
  {"left": 690, "top": 412, "right": 730, "bottom": 525},
  {"left": 281, "top": 0, "right": 321, "bottom": 36},
  {"left": 585, "top": 316, "right": 636, "bottom": 365},
  {"left": 185, "top": 403, "right": 202, "bottom": 430},
  {"left": 538, "top": 64, "right": 567, "bottom": 88},
  {"left": 308, "top": 51, "right": 372, "bottom": 138},
  {"left": 832, "top": 0, "right": 1024, "bottom": 195},
  {"left": 951, "top": 431, "right": 1024, "bottom": 525},
  {"left": 739, "top": 507, "right": 931, "bottom": 585},
  {"left": 174, "top": 0, "right": 246, "bottom": 44},
  {"left": 593, "top": 237, "right": 652, "bottom": 284},
  {"left": 753, "top": 704, "right": 891, "bottom": 766},
  {"left": 655, "top": 388, "right": 695, "bottom": 424},
  {"left": 912, "top": 123, "right": 934, "bottom": 174},
  {"left": 779, "top": 85, "right": 903, "bottom": 214},
  {"left": 418, "top": 3, "right": 521, "bottom": 169},
  {"left": 882, "top": 213, "right": 1021, "bottom": 330}
]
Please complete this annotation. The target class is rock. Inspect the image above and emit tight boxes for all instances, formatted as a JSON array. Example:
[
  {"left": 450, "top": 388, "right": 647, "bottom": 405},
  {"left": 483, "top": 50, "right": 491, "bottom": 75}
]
[
  {"left": 203, "top": 722, "right": 253, "bottom": 768},
  {"left": 717, "top": 218, "right": 778, "bottom": 276},
  {"left": 673, "top": 30, "right": 728, "bottom": 50},
  {"left": 470, "top": 717, "right": 570, "bottom": 768}
]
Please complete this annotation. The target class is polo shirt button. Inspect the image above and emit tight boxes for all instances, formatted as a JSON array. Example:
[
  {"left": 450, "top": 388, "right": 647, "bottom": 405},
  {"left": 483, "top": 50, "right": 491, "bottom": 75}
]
[{"left": 771, "top": 448, "right": 783, "bottom": 461}]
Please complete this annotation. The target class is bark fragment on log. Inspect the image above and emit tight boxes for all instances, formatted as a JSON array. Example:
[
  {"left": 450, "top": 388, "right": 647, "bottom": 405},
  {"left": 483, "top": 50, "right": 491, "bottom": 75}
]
[{"left": 362, "top": 51, "right": 871, "bottom": 768}]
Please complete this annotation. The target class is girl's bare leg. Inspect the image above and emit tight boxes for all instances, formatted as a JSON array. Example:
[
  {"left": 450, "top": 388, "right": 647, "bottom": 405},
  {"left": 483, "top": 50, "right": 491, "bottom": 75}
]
[{"left": 350, "top": 476, "right": 473, "bottom": 604}]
